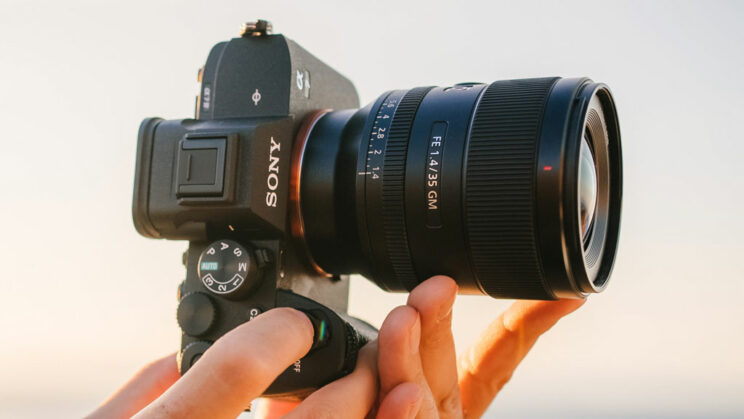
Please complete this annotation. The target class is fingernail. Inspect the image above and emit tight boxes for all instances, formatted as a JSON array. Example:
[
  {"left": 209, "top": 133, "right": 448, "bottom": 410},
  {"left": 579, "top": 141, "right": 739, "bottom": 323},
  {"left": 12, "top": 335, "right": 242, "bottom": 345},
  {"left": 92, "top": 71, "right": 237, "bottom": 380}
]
[{"left": 409, "top": 313, "right": 421, "bottom": 355}]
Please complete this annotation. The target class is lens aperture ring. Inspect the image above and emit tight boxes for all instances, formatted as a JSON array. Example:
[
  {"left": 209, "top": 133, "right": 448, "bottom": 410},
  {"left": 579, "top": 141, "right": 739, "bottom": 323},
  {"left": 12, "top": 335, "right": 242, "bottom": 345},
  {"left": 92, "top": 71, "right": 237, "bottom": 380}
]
[{"left": 380, "top": 86, "right": 434, "bottom": 290}]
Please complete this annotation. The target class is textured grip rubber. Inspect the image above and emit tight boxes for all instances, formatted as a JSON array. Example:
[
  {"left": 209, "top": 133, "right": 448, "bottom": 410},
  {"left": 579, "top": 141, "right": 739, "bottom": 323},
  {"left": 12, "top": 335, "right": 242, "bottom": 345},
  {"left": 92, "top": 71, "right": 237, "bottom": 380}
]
[
  {"left": 381, "top": 87, "right": 434, "bottom": 289},
  {"left": 464, "top": 78, "right": 559, "bottom": 299}
]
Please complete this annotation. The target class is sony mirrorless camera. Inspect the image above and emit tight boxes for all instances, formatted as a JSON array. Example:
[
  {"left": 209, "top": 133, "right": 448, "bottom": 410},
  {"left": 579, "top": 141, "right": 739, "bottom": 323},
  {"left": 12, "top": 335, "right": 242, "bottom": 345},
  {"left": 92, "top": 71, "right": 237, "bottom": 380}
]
[{"left": 132, "top": 20, "right": 622, "bottom": 398}]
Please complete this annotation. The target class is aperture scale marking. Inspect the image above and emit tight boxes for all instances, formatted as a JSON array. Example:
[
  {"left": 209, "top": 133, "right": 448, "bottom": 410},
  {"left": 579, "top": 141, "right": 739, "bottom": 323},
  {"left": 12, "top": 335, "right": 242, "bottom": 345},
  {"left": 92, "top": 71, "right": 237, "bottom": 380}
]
[{"left": 357, "top": 90, "right": 406, "bottom": 179}]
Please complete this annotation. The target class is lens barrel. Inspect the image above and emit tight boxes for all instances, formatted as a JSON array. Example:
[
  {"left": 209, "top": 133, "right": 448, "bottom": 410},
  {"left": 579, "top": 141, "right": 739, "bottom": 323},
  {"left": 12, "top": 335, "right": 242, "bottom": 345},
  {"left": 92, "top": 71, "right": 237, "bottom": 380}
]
[{"left": 296, "top": 77, "right": 622, "bottom": 300}]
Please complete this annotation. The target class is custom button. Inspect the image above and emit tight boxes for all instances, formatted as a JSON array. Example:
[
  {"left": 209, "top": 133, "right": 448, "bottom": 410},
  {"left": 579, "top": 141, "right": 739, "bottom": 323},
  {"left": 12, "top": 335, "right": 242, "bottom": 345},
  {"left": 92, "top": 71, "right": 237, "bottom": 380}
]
[
  {"left": 177, "top": 292, "right": 216, "bottom": 337},
  {"left": 248, "top": 307, "right": 263, "bottom": 320},
  {"left": 176, "top": 138, "right": 227, "bottom": 197}
]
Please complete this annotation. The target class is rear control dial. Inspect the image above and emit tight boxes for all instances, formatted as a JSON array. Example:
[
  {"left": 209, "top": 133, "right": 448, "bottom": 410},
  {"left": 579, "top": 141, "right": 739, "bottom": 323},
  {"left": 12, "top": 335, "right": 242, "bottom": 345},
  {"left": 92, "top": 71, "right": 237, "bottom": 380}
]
[
  {"left": 198, "top": 239, "right": 260, "bottom": 299},
  {"left": 177, "top": 292, "right": 216, "bottom": 336}
]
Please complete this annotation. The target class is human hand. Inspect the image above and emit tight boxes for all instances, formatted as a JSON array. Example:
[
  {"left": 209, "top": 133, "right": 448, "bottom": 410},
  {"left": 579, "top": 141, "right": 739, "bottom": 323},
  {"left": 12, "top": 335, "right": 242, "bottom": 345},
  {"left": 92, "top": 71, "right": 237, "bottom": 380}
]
[
  {"left": 86, "top": 307, "right": 378, "bottom": 419},
  {"left": 376, "top": 276, "right": 585, "bottom": 418}
]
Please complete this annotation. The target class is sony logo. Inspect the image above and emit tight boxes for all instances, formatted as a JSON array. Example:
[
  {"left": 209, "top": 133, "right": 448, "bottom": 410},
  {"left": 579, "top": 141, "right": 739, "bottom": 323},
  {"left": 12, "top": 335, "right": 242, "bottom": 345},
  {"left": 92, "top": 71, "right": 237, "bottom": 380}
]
[{"left": 266, "top": 136, "right": 281, "bottom": 207}]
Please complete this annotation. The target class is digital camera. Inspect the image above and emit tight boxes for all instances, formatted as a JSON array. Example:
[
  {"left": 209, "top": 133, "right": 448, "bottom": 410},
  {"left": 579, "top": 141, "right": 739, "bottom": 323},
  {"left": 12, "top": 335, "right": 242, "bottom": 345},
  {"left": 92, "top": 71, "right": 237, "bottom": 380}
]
[{"left": 132, "top": 20, "right": 622, "bottom": 398}]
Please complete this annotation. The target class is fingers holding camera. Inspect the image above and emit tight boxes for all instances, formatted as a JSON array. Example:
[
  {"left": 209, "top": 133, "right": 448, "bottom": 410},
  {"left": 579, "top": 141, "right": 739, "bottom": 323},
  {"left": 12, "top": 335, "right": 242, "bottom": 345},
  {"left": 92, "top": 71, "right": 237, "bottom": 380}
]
[
  {"left": 378, "top": 305, "right": 439, "bottom": 418},
  {"left": 284, "top": 341, "right": 379, "bottom": 419},
  {"left": 134, "top": 307, "right": 314, "bottom": 419},
  {"left": 406, "top": 276, "right": 462, "bottom": 416},
  {"left": 99, "top": 282, "right": 583, "bottom": 419},
  {"left": 376, "top": 382, "right": 425, "bottom": 419},
  {"left": 378, "top": 277, "right": 464, "bottom": 418},
  {"left": 457, "top": 299, "right": 585, "bottom": 418},
  {"left": 373, "top": 277, "right": 587, "bottom": 419}
]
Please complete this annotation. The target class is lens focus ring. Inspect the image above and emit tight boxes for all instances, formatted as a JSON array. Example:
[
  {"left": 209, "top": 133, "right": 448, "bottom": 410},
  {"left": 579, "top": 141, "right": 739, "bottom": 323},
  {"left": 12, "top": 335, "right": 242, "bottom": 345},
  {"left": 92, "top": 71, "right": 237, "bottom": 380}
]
[{"left": 465, "top": 78, "right": 558, "bottom": 299}]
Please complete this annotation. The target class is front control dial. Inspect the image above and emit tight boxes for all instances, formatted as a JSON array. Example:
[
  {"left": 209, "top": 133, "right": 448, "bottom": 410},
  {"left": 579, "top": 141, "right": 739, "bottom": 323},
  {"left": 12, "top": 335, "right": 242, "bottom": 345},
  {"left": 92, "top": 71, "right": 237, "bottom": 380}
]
[{"left": 198, "top": 239, "right": 260, "bottom": 299}]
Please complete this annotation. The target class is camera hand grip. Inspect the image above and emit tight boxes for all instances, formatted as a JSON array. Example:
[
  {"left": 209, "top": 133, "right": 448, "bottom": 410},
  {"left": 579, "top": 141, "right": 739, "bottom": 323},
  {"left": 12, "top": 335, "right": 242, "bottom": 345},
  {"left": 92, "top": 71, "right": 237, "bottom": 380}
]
[{"left": 266, "top": 290, "right": 378, "bottom": 398}]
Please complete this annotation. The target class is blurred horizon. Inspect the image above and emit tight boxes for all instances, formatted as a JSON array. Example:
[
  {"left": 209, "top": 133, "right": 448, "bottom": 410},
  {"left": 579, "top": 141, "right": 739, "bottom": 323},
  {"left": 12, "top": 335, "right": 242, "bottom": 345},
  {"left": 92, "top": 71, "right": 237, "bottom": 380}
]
[{"left": 1, "top": 0, "right": 743, "bottom": 417}]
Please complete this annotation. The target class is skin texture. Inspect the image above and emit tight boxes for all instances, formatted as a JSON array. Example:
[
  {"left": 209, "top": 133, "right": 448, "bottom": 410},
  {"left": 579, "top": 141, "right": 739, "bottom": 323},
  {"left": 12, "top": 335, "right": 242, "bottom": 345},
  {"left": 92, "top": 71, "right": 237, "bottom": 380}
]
[
  {"left": 89, "top": 277, "right": 583, "bottom": 418},
  {"left": 87, "top": 308, "right": 378, "bottom": 419}
]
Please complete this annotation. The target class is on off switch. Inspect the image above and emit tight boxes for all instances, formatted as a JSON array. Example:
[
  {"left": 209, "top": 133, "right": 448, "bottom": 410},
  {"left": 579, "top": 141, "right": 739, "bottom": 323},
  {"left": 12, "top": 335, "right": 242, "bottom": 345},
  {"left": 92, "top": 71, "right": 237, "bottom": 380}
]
[{"left": 198, "top": 240, "right": 263, "bottom": 299}]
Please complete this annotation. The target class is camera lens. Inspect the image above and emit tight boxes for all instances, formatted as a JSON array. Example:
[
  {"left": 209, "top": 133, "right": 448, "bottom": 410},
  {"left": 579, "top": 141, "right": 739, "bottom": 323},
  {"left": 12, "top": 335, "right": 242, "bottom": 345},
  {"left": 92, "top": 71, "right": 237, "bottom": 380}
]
[{"left": 294, "top": 77, "right": 622, "bottom": 299}]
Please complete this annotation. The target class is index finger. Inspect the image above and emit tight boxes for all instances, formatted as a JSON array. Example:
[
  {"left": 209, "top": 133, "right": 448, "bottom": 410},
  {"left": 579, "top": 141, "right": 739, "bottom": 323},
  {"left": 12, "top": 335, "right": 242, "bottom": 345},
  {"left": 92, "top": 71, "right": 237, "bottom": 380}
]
[
  {"left": 458, "top": 299, "right": 585, "bottom": 418},
  {"left": 134, "top": 307, "right": 313, "bottom": 419}
]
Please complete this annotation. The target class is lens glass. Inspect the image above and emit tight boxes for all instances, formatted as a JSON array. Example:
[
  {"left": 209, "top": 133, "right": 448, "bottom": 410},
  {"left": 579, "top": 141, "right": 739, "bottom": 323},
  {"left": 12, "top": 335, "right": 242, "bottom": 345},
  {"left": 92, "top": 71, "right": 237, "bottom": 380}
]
[{"left": 578, "top": 133, "right": 597, "bottom": 243}]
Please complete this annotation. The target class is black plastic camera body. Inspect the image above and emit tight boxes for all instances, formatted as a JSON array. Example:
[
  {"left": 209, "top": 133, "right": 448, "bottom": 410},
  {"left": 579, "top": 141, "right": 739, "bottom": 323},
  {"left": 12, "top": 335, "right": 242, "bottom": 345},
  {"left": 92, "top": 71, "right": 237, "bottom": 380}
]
[
  {"left": 132, "top": 30, "right": 372, "bottom": 398},
  {"left": 133, "top": 20, "right": 623, "bottom": 399}
]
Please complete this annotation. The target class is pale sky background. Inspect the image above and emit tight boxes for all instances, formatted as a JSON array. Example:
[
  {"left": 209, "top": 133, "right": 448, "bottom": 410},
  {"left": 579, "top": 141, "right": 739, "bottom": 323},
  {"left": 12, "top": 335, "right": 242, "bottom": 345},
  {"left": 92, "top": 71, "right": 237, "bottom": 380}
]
[{"left": 1, "top": 0, "right": 743, "bottom": 417}]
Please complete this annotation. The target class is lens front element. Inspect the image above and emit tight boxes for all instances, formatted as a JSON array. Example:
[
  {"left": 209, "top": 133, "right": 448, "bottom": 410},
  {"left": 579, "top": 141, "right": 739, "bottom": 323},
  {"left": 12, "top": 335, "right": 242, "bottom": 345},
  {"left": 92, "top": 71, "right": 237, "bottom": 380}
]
[{"left": 578, "top": 134, "right": 598, "bottom": 244}]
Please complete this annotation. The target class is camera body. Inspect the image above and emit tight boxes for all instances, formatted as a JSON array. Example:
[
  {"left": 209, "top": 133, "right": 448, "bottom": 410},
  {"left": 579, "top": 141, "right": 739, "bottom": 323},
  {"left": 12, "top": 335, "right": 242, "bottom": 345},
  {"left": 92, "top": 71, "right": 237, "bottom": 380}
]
[
  {"left": 133, "top": 29, "right": 372, "bottom": 397},
  {"left": 133, "top": 20, "right": 623, "bottom": 400}
]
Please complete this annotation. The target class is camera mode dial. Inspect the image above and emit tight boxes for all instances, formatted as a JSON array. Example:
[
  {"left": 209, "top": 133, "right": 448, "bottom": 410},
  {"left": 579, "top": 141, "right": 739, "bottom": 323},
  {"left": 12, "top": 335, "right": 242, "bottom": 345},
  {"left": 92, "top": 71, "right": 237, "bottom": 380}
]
[{"left": 198, "top": 240, "right": 262, "bottom": 299}]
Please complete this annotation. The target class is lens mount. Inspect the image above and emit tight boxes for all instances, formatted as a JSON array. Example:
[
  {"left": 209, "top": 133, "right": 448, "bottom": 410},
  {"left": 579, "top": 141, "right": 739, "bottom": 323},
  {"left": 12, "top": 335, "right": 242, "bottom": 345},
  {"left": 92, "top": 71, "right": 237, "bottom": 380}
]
[{"left": 290, "top": 109, "right": 332, "bottom": 277}]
